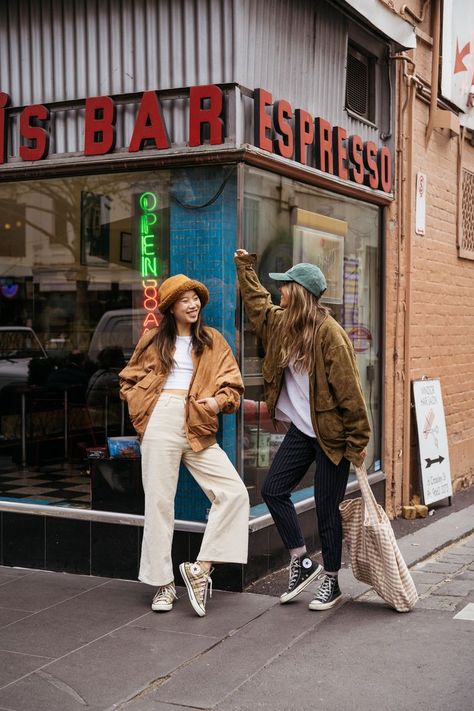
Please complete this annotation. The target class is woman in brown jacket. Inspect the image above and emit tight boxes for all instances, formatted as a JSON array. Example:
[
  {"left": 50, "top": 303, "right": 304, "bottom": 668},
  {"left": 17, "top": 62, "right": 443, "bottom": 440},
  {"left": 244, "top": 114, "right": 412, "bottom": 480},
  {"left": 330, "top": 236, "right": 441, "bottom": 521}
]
[
  {"left": 235, "top": 250, "right": 370, "bottom": 611},
  {"left": 119, "top": 274, "right": 249, "bottom": 617}
]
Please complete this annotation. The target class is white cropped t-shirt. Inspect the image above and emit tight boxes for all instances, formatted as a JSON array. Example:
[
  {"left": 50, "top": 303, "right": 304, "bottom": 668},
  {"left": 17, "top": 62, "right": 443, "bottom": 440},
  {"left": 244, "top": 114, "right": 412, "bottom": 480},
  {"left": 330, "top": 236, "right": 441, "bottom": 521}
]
[{"left": 163, "top": 336, "right": 193, "bottom": 389}]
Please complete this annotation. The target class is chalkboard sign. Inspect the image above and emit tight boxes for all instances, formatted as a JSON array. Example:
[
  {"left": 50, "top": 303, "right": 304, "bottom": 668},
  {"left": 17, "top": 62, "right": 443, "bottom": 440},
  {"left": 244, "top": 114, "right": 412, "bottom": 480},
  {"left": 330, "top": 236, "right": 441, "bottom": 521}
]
[{"left": 412, "top": 379, "right": 453, "bottom": 505}]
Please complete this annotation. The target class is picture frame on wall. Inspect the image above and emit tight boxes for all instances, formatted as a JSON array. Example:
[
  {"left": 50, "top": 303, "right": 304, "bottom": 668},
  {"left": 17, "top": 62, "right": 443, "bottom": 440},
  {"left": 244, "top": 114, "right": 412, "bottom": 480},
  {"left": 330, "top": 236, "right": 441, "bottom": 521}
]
[
  {"left": 120, "top": 231, "right": 132, "bottom": 263},
  {"left": 292, "top": 208, "right": 347, "bottom": 305},
  {"left": 292, "top": 227, "right": 344, "bottom": 305}
]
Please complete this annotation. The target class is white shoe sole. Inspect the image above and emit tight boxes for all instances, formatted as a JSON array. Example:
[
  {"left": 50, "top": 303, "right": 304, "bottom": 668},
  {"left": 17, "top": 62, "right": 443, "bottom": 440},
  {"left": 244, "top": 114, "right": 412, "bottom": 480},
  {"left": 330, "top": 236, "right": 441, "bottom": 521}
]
[
  {"left": 179, "top": 563, "right": 206, "bottom": 617},
  {"left": 280, "top": 564, "right": 324, "bottom": 604},
  {"left": 151, "top": 603, "right": 173, "bottom": 612},
  {"left": 308, "top": 593, "right": 342, "bottom": 611}
]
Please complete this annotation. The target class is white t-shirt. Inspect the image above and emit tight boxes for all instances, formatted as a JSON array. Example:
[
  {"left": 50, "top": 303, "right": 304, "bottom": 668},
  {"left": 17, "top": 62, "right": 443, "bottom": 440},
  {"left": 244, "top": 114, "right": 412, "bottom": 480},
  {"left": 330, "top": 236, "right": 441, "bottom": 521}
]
[
  {"left": 275, "top": 362, "right": 316, "bottom": 438},
  {"left": 163, "top": 336, "right": 193, "bottom": 389}
]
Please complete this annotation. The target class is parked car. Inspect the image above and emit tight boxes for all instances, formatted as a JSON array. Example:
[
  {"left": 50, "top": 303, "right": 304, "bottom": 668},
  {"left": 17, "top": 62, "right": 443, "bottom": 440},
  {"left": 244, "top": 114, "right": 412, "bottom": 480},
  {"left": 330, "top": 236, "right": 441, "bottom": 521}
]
[
  {"left": 0, "top": 326, "right": 48, "bottom": 392},
  {"left": 88, "top": 309, "right": 147, "bottom": 363}
]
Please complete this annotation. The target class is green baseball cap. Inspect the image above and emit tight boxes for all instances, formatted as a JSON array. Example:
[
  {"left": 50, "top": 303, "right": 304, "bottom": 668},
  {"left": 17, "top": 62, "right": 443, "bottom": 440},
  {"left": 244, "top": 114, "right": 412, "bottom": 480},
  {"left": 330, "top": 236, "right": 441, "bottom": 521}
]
[{"left": 269, "top": 263, "right": 327, "bottom": 298}]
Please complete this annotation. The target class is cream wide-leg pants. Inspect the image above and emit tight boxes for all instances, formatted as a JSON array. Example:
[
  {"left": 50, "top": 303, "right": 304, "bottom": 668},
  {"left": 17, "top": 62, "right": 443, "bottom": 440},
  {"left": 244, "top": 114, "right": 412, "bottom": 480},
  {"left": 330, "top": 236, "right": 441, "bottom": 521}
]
[{"left": 139, "top": 393, "right": 249, "bottom": 586}]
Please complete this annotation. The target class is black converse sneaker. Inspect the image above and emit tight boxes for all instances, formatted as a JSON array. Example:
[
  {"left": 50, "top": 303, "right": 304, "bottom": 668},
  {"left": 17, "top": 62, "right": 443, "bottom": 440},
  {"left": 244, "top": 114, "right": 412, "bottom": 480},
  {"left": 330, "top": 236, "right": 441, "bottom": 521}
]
[
  {"left": 280, "top": 555, "right": 323, "bottom": 604},
  {"left": 308, "top": 574, "right": 342, "bottom": 610}
]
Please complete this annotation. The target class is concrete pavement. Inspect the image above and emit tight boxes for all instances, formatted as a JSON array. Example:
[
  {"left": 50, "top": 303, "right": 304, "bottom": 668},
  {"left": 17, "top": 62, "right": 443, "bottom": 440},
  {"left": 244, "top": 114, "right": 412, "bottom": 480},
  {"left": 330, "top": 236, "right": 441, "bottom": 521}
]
[{"left": 0, "top": 504, "right": 472, "bottom": 711}]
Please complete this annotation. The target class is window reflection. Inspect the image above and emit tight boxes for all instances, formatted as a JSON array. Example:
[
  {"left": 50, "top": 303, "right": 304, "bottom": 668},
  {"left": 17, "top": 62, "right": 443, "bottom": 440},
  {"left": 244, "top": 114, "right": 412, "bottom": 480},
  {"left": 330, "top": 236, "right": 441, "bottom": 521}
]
[
  {"left": 242, "top": 167, "right": 381, "bottom": 507},
  {"left": 0, "top": 171, "right": 170, "bottom": 510}
]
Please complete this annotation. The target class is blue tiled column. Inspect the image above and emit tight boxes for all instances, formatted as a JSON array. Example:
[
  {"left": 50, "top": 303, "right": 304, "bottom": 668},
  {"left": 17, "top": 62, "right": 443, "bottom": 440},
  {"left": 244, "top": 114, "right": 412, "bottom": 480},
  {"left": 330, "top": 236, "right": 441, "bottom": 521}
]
[{"left": 169, "top": 166, "right": 239, "bottom": 522}]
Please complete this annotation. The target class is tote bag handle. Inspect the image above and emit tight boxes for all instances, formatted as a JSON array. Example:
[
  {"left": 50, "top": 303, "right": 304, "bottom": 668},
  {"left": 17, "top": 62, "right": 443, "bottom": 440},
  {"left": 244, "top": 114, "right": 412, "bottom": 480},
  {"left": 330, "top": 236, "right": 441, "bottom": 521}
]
[{"left": 355, "top": 465, "right": 381, "bottom": 527}]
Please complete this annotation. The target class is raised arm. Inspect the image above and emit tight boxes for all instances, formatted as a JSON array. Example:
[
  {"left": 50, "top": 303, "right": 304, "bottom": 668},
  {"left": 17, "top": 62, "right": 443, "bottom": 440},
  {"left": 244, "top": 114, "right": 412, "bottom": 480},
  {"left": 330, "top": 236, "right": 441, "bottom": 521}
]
[{"left": 234, "top": 250, "right": 283, "bottom": 349}]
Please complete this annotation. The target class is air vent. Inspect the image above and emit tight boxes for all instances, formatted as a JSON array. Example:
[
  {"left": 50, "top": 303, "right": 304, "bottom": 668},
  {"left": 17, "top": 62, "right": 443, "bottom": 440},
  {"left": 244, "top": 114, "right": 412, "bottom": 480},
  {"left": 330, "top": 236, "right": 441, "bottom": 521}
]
[
  {"left": 460, "top": 168, "right": 474, "bottom": 260},
  {"left": 346, "top": 44, "right": 373, "bottom": 121}
]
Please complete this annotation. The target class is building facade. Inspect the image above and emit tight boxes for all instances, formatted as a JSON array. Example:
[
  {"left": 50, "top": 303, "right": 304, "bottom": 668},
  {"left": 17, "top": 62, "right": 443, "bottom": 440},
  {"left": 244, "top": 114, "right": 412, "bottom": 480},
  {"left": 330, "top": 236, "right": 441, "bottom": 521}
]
[
  {"left": 385, "top": 0, "right": 474, "bottom": 515},
  {"left": 0, "top": 0, "right": 471, "bottom": 588}
]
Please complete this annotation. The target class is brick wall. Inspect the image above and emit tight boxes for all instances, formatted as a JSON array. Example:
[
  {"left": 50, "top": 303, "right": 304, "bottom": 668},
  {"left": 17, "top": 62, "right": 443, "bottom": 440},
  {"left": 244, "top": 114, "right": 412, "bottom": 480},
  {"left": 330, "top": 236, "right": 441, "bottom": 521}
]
[{"left": 384, "top": 2, "right": 474, "bottom": 514}]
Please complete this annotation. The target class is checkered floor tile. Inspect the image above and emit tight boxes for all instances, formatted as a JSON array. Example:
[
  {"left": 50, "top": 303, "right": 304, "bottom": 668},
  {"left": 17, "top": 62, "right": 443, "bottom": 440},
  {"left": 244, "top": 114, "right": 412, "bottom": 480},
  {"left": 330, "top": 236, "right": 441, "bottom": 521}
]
[{"left": 0, "top": 467, "right": 91, "bottom": 508}]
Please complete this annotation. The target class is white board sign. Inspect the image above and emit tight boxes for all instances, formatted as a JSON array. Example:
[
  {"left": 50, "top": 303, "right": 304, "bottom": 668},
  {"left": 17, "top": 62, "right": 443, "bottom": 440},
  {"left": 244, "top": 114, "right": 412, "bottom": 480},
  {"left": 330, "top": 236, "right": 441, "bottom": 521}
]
[{"left": 413, "top": 379, "right": 453, "bottom": 505}]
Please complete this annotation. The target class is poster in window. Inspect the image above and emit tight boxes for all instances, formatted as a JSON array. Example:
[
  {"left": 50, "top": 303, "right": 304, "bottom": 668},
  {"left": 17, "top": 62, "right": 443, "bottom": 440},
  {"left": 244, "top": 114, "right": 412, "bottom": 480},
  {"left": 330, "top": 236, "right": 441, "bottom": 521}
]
[
  {"left": 292, "top": 208, "right": 346, "bottom": 305},
  {"left": 80, "top": 191, "right": 111, "bottom": 265},
  {"left": 293, "top": 226, "right": 344, "bottom": 304}
]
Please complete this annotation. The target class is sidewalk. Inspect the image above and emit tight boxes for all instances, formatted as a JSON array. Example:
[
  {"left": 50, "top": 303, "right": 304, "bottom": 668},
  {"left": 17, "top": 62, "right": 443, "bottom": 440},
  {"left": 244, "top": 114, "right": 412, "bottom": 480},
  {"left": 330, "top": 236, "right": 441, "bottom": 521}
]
[
  {"left": 246, "top": 485, "right": 474, "bottom": 597},
  {"left": 0, "top": 503, "right": 473, "bottom": 711}
]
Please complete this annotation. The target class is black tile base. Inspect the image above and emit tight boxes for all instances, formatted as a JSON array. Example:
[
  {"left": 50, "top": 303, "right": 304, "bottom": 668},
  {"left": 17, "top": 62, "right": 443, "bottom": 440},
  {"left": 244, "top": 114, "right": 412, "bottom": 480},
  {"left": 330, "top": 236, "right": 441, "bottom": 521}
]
[
  {"left": 91, "top": 522, "right": 139, "bottom": 579},
  {"left": 0, "top": 478, "right": 386, "bottom": 592},
  {"left": 2, "top": 512, "right": 45, "bottom": 569},
  {"left": 45, "top": 517, "right": 90, "bottom": 574}
]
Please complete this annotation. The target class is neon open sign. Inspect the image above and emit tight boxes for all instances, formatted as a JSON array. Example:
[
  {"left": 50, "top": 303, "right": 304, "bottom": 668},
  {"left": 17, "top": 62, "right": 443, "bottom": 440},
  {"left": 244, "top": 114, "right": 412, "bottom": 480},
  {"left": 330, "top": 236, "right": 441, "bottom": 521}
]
[{"left": 139, "top": 191, "right": 161, "bottom": 331}]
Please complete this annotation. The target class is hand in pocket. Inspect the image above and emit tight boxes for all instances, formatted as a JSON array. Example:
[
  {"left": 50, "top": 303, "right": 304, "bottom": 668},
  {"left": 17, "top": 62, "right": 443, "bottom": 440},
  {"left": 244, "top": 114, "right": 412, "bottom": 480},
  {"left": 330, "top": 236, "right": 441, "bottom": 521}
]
[{"left": 196, "top": 397, "right": 220, "bottom": 414}]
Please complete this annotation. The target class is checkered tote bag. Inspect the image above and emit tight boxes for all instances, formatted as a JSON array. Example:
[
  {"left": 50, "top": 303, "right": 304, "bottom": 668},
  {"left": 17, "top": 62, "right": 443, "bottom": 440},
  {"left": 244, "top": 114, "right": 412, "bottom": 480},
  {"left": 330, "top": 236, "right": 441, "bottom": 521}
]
[{"left": 339, "top": 466, "right": 418, "bottom": 612}]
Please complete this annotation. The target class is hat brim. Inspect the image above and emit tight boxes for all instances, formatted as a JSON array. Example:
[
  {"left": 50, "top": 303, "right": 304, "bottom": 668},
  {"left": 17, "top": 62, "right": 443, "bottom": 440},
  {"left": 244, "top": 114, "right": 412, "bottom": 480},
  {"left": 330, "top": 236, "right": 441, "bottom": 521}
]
[
  {"left": 158, "top": 280, "right": 209, "bottom": 314},
  {"left": 268, "top": 272, "right": 294, "bottom": 282}
]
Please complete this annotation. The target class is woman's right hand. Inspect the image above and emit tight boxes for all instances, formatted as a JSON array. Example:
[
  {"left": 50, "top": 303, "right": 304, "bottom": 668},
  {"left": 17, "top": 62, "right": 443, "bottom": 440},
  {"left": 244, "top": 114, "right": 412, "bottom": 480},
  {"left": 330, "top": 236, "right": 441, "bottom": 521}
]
[{"left": 234, "top": 249, "right": 249, "bottom": 257}]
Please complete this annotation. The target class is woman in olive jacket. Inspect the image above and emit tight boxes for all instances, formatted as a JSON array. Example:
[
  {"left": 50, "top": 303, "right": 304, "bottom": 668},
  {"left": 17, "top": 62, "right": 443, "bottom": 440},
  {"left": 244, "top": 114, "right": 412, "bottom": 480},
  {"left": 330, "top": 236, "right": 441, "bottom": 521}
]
[
  {"left": 119, "top": 274, "right": 249, "bottom": 617},
  {"left": 235, "top": 250, "right": 370, "bottom": 611}
]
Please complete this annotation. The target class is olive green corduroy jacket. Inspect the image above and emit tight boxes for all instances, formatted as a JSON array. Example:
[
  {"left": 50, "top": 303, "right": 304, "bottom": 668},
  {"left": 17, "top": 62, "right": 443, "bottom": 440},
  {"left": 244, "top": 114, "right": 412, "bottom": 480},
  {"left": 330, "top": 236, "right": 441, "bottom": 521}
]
[{"left": 235, "top": 253, "right": 370, "bottom": 467}]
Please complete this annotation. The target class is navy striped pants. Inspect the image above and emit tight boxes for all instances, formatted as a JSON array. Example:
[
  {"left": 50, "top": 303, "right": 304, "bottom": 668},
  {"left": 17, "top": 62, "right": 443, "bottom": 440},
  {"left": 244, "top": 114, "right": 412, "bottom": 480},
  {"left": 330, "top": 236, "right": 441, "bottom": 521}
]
[{"left": 262, "top": 423, "right": 350, "bottom": 572}]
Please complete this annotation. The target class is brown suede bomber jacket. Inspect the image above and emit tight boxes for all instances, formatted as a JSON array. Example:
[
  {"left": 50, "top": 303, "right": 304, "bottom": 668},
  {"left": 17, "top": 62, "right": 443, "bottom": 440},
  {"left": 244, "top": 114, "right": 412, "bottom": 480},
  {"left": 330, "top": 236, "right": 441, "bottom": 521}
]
[
  {"left": 235, "top": 253, "right": 370, "bottom": 467},
  {"left": 119, "top": 327, "right": 243, "bottom": 451}
]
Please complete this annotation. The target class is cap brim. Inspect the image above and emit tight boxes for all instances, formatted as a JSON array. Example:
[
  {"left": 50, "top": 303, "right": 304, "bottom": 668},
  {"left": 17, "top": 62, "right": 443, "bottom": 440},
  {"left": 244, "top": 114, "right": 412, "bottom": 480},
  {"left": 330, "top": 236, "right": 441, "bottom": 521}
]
[{"left": 268, "top": 272, "right": 293, "bottom": 281}]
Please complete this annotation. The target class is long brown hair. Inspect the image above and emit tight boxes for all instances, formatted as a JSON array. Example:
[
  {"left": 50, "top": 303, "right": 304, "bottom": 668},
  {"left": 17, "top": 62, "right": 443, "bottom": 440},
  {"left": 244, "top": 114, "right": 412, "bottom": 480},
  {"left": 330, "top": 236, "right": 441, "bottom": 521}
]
[
  {"left": 279, "top": 281, "right": 330, "bottom": 374},
  {"left": 153, "top": 309, "right": 212, "bottom": 375}
]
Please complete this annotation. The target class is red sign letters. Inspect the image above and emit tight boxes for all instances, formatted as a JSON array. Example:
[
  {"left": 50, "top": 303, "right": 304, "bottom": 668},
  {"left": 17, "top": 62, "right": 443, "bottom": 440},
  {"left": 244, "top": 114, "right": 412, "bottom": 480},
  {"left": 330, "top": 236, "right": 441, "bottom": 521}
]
[
  {"left": 254, "top": 88, "right": 392, "bottom": 192},
  {"left": 0, "top": 84, "right": 392, "bottom": 193}
]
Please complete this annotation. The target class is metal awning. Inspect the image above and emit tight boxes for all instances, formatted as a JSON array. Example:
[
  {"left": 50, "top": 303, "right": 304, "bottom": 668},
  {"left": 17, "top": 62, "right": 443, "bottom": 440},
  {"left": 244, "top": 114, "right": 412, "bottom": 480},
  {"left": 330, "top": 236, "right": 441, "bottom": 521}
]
[{"left": 342, "top": 0, "right": 417, "bottom": 48}]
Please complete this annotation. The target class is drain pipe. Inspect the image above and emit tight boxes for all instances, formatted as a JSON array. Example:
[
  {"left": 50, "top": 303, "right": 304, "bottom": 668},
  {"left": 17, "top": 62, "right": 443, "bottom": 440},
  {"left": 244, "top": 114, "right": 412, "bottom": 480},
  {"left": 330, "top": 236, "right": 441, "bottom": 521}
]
[
  {"left": 389, "top": 59, "right": 406, "bottom": 516},
  {"left": 401, "top": 0, "right": 430, "bottom": 25},
  {"left": 388, "top": 52, "right": 422, "bottom": 515},
  {"left": 426, "top": 0, "right": 441, "bottom": 146},
  {"left": 401, "top": 67, "right": 417, "bottom": 511}
]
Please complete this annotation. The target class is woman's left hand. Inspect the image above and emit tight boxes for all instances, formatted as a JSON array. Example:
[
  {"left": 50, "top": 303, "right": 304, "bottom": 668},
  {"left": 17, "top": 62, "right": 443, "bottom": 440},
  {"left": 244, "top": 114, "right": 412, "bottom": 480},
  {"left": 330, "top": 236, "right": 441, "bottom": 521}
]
[{"left": 196, "top": 397, "right": 220, "bottom": 414}]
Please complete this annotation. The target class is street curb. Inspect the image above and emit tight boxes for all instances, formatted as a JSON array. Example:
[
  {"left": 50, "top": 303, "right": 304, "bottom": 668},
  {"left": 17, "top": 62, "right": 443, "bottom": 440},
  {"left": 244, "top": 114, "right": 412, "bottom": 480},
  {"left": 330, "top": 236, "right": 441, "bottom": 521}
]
[{"left": 397, "top": 503, "right": 474, "bottom": 567}]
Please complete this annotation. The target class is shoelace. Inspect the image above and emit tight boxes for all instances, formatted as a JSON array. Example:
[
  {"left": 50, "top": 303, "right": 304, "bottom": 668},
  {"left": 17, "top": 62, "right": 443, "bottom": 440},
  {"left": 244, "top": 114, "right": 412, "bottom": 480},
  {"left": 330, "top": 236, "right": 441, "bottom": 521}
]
[
  {"left": 197, "top": 573, "right": 213, "bottom": 606},
  {"left": 154, "top": 584, "right": 177, "bottom": 604},
  {"left": 288, "top": 558, "right": 301, "bottom": 590},
  {"left": 316, "top": 576, "right": 334, "bottom": 601}
]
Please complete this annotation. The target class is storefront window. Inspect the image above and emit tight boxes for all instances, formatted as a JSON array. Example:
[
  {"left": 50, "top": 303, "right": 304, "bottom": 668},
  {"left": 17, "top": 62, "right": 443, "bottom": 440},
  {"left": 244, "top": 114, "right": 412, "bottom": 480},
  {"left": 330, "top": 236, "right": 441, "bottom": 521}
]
[
  {"left": 242, "top": 167, "right": 381, "bottom": 508},
  {"left": 0, "top": 161, "right": 379, "bottom": 519},
  {"left": 0, "top": 171, "right": 157, "bottom": 511},
  {"left": 0, "top": 164, "right": 237, "bottom": 519}
]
